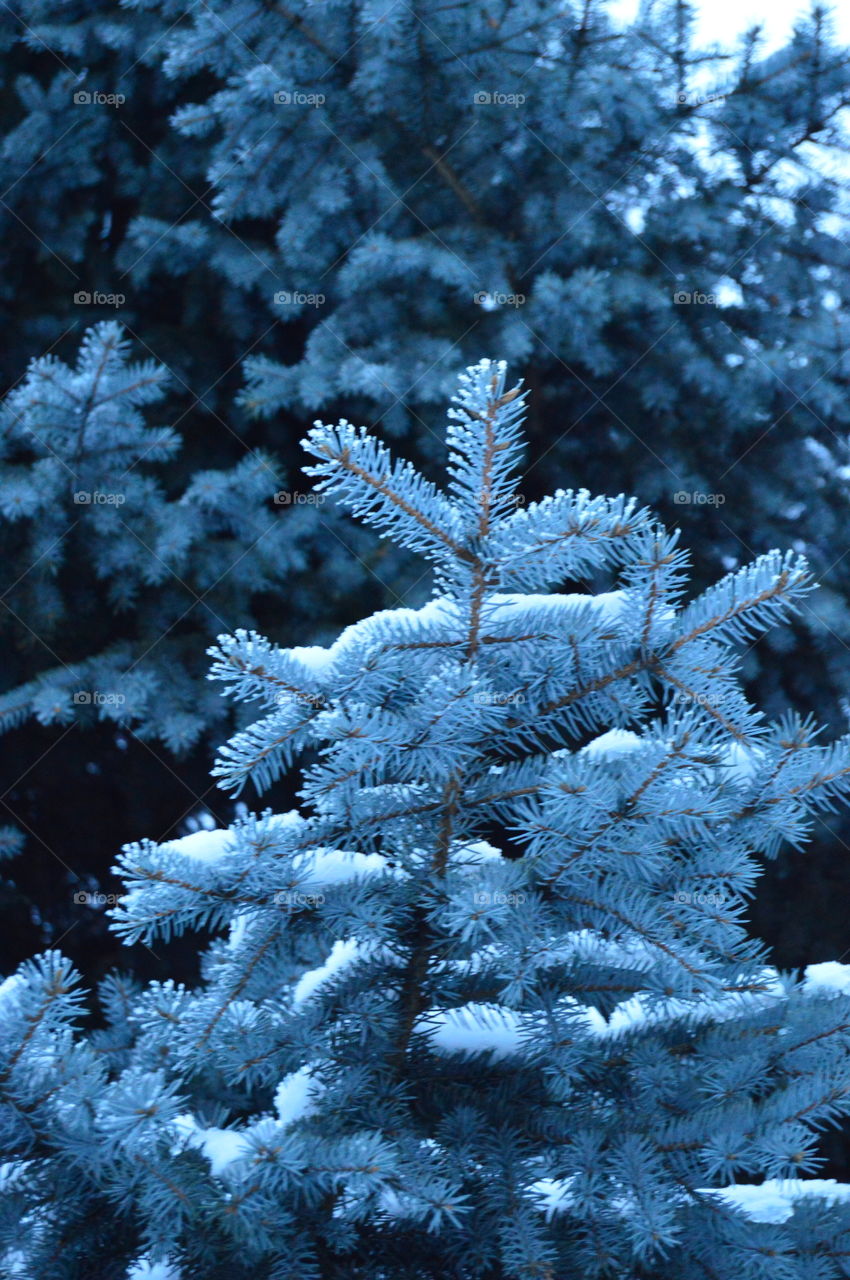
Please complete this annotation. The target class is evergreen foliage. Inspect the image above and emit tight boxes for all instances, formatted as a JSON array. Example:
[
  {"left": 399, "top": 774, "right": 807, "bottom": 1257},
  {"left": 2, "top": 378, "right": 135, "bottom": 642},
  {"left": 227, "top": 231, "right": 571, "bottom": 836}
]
[
  {"left": 4, "top": 1, "right": 850, "bottom": 828},
  {"left": 0, "top": 0, "right": 285, "bottom": 403},
  {"left": 3, "top": 0, "right": 850, "bottom": 1183},
  {"left": 0, "top": 321, "right": 280, "bottom": 751},
  {"left": 0, "top": 320, "right": 377, "bottom": 752},
  {"left": 113, "top": 0, "right": 850, "bottom": 762},
  {"left": 5, "top": 363, "right": 850, "bottom": 1277}
]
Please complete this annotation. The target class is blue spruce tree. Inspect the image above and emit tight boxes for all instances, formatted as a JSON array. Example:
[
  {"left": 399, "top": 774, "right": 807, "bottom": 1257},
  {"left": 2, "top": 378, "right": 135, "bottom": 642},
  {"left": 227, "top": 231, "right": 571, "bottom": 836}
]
[
  {"left": 0, "top": 321, "right": 385, "bottom": 751},
  {"left": 6, "top": 0, "right": 850, "bottom": 972},
  {"left": 0, "top": 319, "right": 291, "bottom": 752},
  {"left": 0, "top": 0, "right": 291, "bottom": 403},
  {"left": 4, "top": 361, "right": 850, "bottom": 1277},
  {"left": 113, "top": 0, "right": 850, "bottom": 857}
]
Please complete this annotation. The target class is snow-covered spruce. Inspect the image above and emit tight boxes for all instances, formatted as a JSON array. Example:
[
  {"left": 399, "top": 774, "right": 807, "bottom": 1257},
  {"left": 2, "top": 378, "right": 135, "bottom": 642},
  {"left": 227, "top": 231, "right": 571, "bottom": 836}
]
[{"left": 3, "top": 360, "right": 850, "bottom": 1277}]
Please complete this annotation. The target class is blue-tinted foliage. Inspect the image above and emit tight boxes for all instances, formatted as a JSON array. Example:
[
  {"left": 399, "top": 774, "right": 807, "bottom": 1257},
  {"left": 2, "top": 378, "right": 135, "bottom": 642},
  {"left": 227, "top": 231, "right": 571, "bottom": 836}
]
[{"left": 3, "top": 364, "right": 850, "bottom": 1277}]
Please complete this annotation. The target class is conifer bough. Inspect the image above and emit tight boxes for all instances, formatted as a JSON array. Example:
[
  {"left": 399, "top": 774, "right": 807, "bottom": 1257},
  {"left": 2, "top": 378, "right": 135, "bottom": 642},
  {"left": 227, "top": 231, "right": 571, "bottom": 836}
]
[{"left": 4, "top": 362, "right": 850, "bottom": 1278}]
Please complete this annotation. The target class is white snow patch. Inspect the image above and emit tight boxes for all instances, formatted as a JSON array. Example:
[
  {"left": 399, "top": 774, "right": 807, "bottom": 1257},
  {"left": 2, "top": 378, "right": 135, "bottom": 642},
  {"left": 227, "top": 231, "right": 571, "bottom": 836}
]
[
  {"left": 195, "top": 1127, "right": 250, "bottom": 1176},
  {"left": 517, "top": 929, "right": 655, "bottom": 980},
  {"left": 282, "top": 593, "right": 624, "bottom": 681},
  {"left": 411, "top": 968, "right": 790, "bottom": 1062},
  {"left": 452, "top": 839, "right": 503, "bottom": 864},
  {"left": 290, "top": 847, "right": 388, "bottom": 888},
  {"left": 804, "top": 961, "right": 850, "bottom": 997},
  {"left": 274, "top": 1066, "right": 323, "bottom": 1126},
  {"left": 597, "top": 970, "right": 787, "bottom": 1038},
  {"left": 293, "top": 938, "right": 362, "bottom": 1006},
  {"left": 267, "top": 809, "right": 305, "bottom": 832},
  {"left": 582, "top": 729, "right": 644, "bottom": 759},
  {"left": 723, "top": 742, "right": 764, "bottom": 783},
  {"left": 417, "top": 1002, "right": 524, "bottom": 1060},
  {"left": 167, "top": 828, "right": 234, "bottom": 864},
  {"left": 171, "top": 1113, "right": 198, "bottom": 1152},
  {"left": 0, "top": 1162, "right": 28, "bottom": 1193},
  {"left": 172, "top": 1115, "right": 249, "bottom": 1176},
  {"left": 378, "top": 1189, "right": 414, "bottom": 1219},
  {"left": 412, "top": 598, "right": 463, "bottom": 625},
  {"left": 702, "top": 1179, "right": 850, "bottom": 1224},
  {"left": 530, "top": 1173, "right": 850, "bottom": 1228},
  {"left": 529, "top": 1176, "right": 576, "bottom": 1218},
  {"left": 288, "top": 645, "right": 338, "bottom": 676},
  {"left": 293, "top": 598, "right": 460, "bottom": 673}
]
